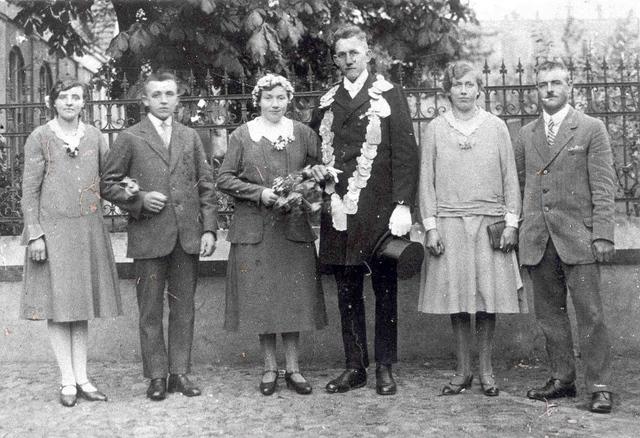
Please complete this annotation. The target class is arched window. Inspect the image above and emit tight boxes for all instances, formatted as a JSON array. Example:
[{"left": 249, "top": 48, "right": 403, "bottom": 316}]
[
  {"left": 8, "top": 47, "right": 26, "bottom": 103},
  {"left": 39, "top": 62, "right": 53, "bottom": 102}
]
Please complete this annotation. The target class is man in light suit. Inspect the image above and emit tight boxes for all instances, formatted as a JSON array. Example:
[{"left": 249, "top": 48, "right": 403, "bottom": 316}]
[
  {"left": 514, "top": 60, "right": 616, "bottom": 413},
  {"left": 310, "top": 25, "right": 419, "bottom": 395},
  {"left": 101, "top": 71, "right": 217, "bottom": 401}
]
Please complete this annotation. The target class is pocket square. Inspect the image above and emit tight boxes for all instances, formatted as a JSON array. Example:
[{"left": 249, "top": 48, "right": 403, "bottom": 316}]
[{"left": 567, "top": 144, "right": 585, "bottom": 153}]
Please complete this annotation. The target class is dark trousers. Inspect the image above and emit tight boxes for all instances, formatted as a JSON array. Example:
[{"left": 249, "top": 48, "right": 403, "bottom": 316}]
[
  {"left": 134, "top": 244, "right": 198, "bottom": 379},
  {"left": 333, "top": 258, "right": 398, "bottom": 369},
  {"left": 527, "top": 240, "right": 612, "bottom": 393}
]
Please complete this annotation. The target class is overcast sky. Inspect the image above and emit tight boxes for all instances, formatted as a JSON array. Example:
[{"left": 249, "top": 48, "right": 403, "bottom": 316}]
[{"left": 468, "top": 0, "right": 639, "bottom": 21}]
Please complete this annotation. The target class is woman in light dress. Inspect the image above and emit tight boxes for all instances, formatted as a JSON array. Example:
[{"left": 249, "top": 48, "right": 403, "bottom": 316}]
[
  {"left": 20, "top": 80, "right": 123, "bottom": 406},
  {"left": 418, "top": 61, "right": 526, "bottom": 396}
]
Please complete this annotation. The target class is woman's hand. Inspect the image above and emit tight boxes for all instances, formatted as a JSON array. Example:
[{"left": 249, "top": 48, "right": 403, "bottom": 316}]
[
  {"left": 28, "top": 237, "right": 47, "bottom": 262},
  {"left": 119, "top": 177, "right": 140, "bottom": 200},
  {"left": 500, "top": 226, "right": 518, "bottom": 253},
  {"left": 425, "top": 229, "right": 445, "bottom": 256},
  {"left": 260, "top": 188, "right": 278, "bottom": 206}
]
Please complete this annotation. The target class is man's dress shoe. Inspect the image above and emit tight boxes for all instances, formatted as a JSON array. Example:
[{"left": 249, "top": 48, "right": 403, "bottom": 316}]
[
  {"left": 526, "top": 378, "right": 577, "bottom": 400},
  {"left": 375, "top": 365, "right": 397, "bottom": 395},
  {"left": 590, "top": 391, "right": 613, "bottom": 413},
  {"left": 326, "top": 368, "right": 367, "bottom": 393},
  {"left": 167, "top": 374, "right": 201, "bottom": 397},
  {"left": 76, "top": 383, "right": 108, "bottom": 402},
  {"left": 146, "top": 378, "right": 167, "bottom": 401}
]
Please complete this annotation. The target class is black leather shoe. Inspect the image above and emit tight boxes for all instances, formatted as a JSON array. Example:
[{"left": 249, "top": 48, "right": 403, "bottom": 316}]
[
  {"left": 59, "top": 385, "right": 77, "bottom": 407},
  {"left": 146, "top": 378, "right": 167, "bottom": 401},
  {"left": 167, "top": 374, "right": 201, "bottom": 397},
  {"left": 527, "top": 378, "right": 576, "bottom": 401},
  {"left": 325, "top": 368, "right": 367, "bottom": 393},
  {"left": 285, "top": 372, "right": 312, "bottom": 395},
  {"left": 76, "top": 383, "right": 108, "bottom": 402},
  {"left": 479, "top": 374, "right": 499, "bottom": 397},
  {"left": 375, "top": 365, "right": 397, "bottom": 395},
  {"left": 441, "top": 374, "right": 473, "bottom": 395},
  {"left": 259, "top": 370, "right": 278, "bottom": 396},
  {"left": 590, "top": 391, "right": 613, "bottom": 413}
]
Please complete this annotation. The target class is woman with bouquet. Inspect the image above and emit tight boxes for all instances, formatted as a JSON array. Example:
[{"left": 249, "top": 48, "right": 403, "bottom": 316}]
[{"left": 217, "top": 74, "right": 327, "bottom": 396}]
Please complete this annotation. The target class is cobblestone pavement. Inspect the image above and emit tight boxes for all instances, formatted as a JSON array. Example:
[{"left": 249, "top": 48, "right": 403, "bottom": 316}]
[{"left": 1, "top": 356, "right": 640, "bottom": 437}]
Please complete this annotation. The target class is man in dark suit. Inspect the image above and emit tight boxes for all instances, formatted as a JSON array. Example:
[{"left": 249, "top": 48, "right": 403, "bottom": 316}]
[
  {"left": 311, "top": 25, "right": 419, "bottom": 395},
  {"left": 514, "top": 60, "right": 616, "bottom": 413},
  {"left": 101, "top": 71, "right": 217, "bottom": 401}
]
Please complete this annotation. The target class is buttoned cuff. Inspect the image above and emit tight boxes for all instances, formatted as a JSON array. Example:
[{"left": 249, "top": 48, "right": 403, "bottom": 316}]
[
  {"left": 505, "top": 213, "right": 519, "bottom": 228},
  {"left": 422, "top": 217, "right": 437, "bottom": 231}
]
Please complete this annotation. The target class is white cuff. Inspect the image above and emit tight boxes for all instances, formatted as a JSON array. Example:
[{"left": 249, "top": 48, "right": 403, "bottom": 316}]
[
  {"left": 505, "top": 212, "right": 519, "bottom": 228},
  {"left": 422, "top": 217, "right": 437, "bottom": 231}
]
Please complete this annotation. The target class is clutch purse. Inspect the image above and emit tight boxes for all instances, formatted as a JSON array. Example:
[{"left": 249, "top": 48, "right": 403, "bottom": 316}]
[{"left": 486, "top": 220, "right": 518, "bottom": 250}]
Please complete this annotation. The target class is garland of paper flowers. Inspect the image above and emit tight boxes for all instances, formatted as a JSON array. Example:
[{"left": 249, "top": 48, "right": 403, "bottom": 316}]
[{"left": 318, "top": 74, "right": 393, "bottom": 231}]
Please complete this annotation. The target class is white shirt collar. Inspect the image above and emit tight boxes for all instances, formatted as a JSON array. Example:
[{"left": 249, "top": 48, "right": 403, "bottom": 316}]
[
  {"left": 543, "top": 104, "right": 570, "bottom": 129},
  {"left": 247, "top": 116, "right": 294, "bottom": 143},
  {"left": 343, "top": 69, "right": 369, "bottom": 98},
  {"left": 148, "top": 113, "right": 172, "bottom": 129}
]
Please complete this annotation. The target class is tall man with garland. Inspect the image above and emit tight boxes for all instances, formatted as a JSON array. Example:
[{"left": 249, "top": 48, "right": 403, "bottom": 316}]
[{"left": 310, "top": 25, "right": 419, "bottom": 395}]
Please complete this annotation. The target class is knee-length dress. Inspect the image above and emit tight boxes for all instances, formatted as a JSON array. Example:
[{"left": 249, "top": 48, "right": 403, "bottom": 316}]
[
  {"left": 20, "top": 121, "right": 122, "bottom": 322},
  {"left": 417, "top": 109, "right": 527, "bottom": 314},
  {"left": 216, "top": 119, "right": 327, "bottom": 333}
]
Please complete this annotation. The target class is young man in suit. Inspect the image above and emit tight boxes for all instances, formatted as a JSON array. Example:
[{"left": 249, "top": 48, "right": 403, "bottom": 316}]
[
  {"left": 310, "top": 25, "right": 419, "bottom": 395},
  {"left": 514, "top": 60, "right": 616, "bottom": 413},
  {"left": 101, "top": 71, "right": 217, "bottom": 401}
]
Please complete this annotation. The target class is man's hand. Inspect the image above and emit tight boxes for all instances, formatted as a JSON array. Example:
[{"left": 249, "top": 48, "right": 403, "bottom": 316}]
[
  {"left": 143, "top": 191, "right": 168, "bottom": 213},
  {"left": 500, "top": 226, "right": 518, "bottom": 253},
  {"left": 425, "top": 229, "right": 445, "bottom": 256},
  {"left": 592, "top": 239, "right": 615, "bottom": 263},
  {"left": 388, "top": 204, "right": 411, "bottom": 236},
  {"left": 200, "top": 232, "right": 216, "bottom": 257},
  {"left": 28, "top": 237, "right": 47, "bottom": 262},
  {"left": 260, "top": 188, "right": 278, "bottom": 206}
]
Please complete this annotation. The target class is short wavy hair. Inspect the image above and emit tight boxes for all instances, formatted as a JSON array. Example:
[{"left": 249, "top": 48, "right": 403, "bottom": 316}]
[
  {"left": 251, "top": 73, "right": 295, "bottom": 106},
  {"left": 48, "top": 79, "right": 89, "bottom": 116},
  {"left": 332, "top": 24, "right": 369, "bottom": 49},
  {"left": 535, "top": 59, "right": 571, "bottom": 82},
  {"left": 442, "top": 60, "right": 484, "bottom": 96}
]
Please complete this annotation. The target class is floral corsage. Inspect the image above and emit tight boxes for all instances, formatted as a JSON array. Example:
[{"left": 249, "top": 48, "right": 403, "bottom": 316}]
[
  {"left": 65, "top": 144, "right": 79, "bottom": 157},
  {"left": 272, "top": 134, "right": 294, "bottom": 151}
]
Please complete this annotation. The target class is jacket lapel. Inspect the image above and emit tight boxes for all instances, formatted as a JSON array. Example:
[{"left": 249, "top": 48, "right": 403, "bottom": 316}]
[
  {"left": 549, "top": 107, "right": 577, "bottom": 155},
  {"left": 169, "top": 122, "right": 185, "bottom": 173},
  {"left": 532, "top": 116, "right": 550, "bottom": 163},
  {"left": 139, "top": 116, "right": 170, "bottom": 166},
  {"left": 332, "top": 74, "right": 374, "bottom": 127}
]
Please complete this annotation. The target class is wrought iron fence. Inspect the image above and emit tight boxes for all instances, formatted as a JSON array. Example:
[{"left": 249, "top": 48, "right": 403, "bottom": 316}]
[{"left": 2, "top": 56, "right": 640, "bottom": 235}]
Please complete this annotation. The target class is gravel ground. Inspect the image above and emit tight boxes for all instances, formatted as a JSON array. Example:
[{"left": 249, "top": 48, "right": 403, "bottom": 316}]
[{"left": 1, "top": 356, "right": 640, "bottom": 437}]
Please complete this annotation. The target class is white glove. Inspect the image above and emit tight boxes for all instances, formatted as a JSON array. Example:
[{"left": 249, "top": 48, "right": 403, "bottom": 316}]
[{"left": 388, "top": 204, "right": 412, "bottom": 236}]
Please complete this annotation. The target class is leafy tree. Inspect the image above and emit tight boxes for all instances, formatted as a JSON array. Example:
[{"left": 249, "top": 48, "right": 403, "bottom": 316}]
[{"left": 11, "top": 0, "right": 477, "bottom": 92}]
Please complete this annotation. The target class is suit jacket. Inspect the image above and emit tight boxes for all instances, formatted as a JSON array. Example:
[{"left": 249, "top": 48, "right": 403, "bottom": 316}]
[
  {"left": 514, "top": 106, "right": 616, "bottom": 265},
  {"left": 100, "top": 116, "right": 217, "bottom": 259},
  {"left": 314, "top": 74, "right": 419, "bottom": 265},
  {"left": 215, "top": 121, "right": 318, "bottom": 244}
]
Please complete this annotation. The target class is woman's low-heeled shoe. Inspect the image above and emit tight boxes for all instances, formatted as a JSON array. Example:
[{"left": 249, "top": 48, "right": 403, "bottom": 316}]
[
  {"left": 284, "top": 372, "right": 312, "bottom": 395},
  {"left": 479, "top": 374, "right": 499, "bottom": 397},
  {"left": 76, "top": 383, "right": 108, "bottom": 402},
  {"left": 441, "top": 374, "right": 473, "bottom": 396},
  {"left": 59, "top": 385, "right": 77, "bottom": 407},
  {"left": 260, "top": 370, "right": 278, "bottom": 396}
]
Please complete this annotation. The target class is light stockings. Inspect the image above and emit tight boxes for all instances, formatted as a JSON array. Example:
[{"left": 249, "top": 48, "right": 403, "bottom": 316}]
[
  {"left": 449, "top": 312, "right": 496, "bottom": 384},
  {"left": 258, "top": 332, "right": 304, "bottom": 383},
  {"left": 47, "top": 320, "right": 94, "bottom": 393}
]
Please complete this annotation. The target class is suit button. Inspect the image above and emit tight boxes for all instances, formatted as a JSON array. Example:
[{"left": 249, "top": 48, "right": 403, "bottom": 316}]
[
  {"left": 542, "top": 188, "right": 549, "bottom": 193},
  {"left": 542, "top": 169, "right": 549, "bottom": 175},
  {"left": 544, "top": 206, "right": 550, "bottom": 212}
]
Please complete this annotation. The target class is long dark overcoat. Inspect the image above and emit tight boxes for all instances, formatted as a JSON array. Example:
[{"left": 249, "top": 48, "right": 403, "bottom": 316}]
[{"left": 316, "top": 75, "right": 419, "bottom": 266}]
